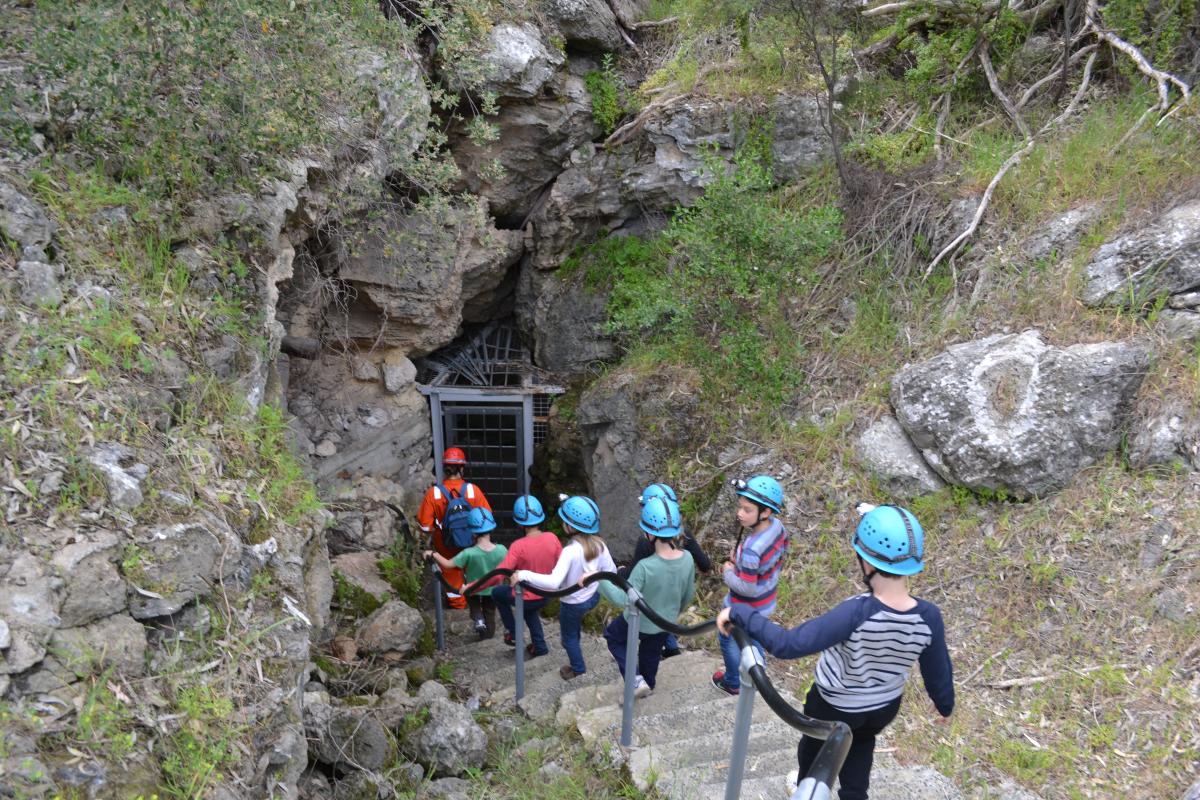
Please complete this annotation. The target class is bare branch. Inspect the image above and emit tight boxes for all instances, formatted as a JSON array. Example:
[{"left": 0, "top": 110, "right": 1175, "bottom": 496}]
[
  {"left": 630, "top": 16, "right": 679, "bottom": 29},
  {"left": 980, "top": 44, "right": 1031, "bottom": 140},
  {"left": 1016, "top": 42, "right": 1097, "bottom": 110},
  {"left": 854, "top": 13, "right": 930, "bottom": 58},
  {"left": 1084, "top": 0, "right": 1191, "bottom": 110}
]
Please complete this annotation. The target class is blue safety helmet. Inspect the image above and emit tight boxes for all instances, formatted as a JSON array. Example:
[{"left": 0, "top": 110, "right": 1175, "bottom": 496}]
[
  {"left": 853, "top": 505, "right": 924, "bottom": 575},
  {"left": 640, "top": 496, "right": 682, "bottom": 538},
  {"left": 558, "top": 495, "right": 600, "bottom": 534},
  {"left": 467, "top": 506, "right": 497, "bottom": 535},
  {"left": 639, "top": 482, "right": 678, "bottom": 506},
  {"left": 512, "top": 494, "right": 545, "bottom": 526},
  {"left": 731, "top": 475, "right": 783, "bottom": 513}
]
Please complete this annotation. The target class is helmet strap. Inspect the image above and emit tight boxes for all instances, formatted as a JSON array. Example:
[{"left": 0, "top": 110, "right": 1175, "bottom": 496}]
[{"left": 857, "top": 556, "right": 877, "bottom": 592}]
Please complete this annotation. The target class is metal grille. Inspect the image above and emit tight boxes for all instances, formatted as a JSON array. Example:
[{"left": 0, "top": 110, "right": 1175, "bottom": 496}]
[
  {"left": 419, "top": 321, "right": 528, "bottom": 388},
  {"left": 532, "top": 393, "right": 553, "bottom": 445},
  {"left": 443, "top": 402, "right": 524, "bottom": 538}
]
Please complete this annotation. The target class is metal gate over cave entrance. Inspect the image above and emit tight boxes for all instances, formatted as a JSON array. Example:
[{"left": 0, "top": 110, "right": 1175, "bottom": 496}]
[{"left": 416, "top": 321, "right": 563, "bottom": 539}]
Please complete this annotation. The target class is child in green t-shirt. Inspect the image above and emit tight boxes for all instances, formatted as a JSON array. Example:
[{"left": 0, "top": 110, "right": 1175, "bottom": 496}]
[{"left": 425, "top": 507, "right": 507, "bottom": 639}]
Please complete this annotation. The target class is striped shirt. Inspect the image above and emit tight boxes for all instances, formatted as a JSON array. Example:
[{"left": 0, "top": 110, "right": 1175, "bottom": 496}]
[
  {"left": 723, "top": 517, "right": 788, "bottom": 615},
  {"left": 731, "top": 593, "right": 955, "bottom": 716}
]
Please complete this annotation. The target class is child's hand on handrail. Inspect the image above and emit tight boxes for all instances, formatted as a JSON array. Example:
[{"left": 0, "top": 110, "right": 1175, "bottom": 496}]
[
  {"left": 716, "top": 607, "right": 733, "bottom": 635},
  {"left": 578, "top": 570, "right": 596, "bottom": 588}
]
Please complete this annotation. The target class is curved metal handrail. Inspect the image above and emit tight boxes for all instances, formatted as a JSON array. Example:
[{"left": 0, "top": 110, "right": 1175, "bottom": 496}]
[
  {"left": 730, "top": 626, "right": 851, "bottom": 797},
  {"left": 425, "top": 556, "right": 848, "bottom": 797}
]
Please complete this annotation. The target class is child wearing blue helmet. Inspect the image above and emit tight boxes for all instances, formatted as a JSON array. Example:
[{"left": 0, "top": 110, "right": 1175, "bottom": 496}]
[
  {"left": 515, "top": 495, "right": 616, "bottom": 680},
  {"left": 619, "top": 483, "right": 712, "bottom": 659},
  {"left": 717, "top": 503, "right": 955, "bottom": 800},
  {"left": 712, "top": 475, "right": 789, "bottom": 696},
  {"left": 588, "top": 496, "right": 696, "bottom": 699},
  {"left": 424, "top": 507, "right": 507, "bottom": 640}
]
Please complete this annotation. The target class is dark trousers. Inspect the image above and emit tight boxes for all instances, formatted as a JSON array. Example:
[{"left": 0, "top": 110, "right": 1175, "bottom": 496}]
[
  {"left": 797, "top": 684, "right": 902, "bottom": 800},
  {"left": 491, "top": 585, "right": 548, "bottom": 654},
  {"left": 467, "top": 594, "right": 496, "bottom": 638},
  {"left": 603, "top": 615, "right": 669, "bottom": 689}
]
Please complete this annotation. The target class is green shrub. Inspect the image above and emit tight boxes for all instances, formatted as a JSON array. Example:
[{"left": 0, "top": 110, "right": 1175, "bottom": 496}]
[{"left": 584, "top": 55, "right": 628, "bottom": 135}]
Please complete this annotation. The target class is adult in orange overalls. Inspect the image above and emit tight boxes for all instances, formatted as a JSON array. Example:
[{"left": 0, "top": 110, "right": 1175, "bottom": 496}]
[{"left": 417, "top": 447, "right": 492, "bottom": 610}]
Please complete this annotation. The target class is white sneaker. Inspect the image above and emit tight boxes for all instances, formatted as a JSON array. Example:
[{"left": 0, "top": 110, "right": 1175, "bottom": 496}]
[
  {"left": 634, "top": 675, "right": 652, "bottom": 699},
  {"left": 784, "top": 769, "right": 799, "bottom": 796}
]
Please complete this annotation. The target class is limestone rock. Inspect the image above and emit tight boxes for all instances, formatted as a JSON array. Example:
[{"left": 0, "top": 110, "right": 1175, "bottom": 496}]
[
  {"left": 1022, "top": 203, "right": 1101, "bottom": 263},
  {"left": 1127, "top": 400, "right": 1200, "bottom": 471},
  {"left": 420, "top": 777, "right": 473, "bottom": 800},
  {"left": 357, "top": 599, "right": 424, "bottom": 657},
  {"left": 416, "top": 680, "right": 450, "bottom": 704},
  {"left": 87, "top": 443, "right": 147, "bottom": 511},
  {"left": 519, "top": 266, "right": 614, "bottom": 375},
  {"left": 0, "top": 180, "right": 56, "bottom": 249},
  {"left": 0, "top": 553, "right": 61, "bottom": 675},
  {"left": 352, "top": 357, "right": 379, "bottom": 382},
  {"left": 51, "top": 533, "right": 126, "bottom": 627},
  {"left": 1156, "top": 309, "right": 1200, "bottom": 342},
  {"left": 578, "top": 365, "right": 701, "bottom": 559},
  {"left": 544, "top": 0, "right": 624, "bottom": 50},
  {"left": 17, "top": 260, "right": 62, "bottom": 307},
  {"left": 306, "top": 702, "right": 393, "bottom": 772},
  {"left": 332, "top": 552, "right": 393, "bottom": 602},
  {"left": 48, "top": 613, "right": 147, "bottom": 678},
  {"left": 315, "top": 439, "right": 338, "bottom": 458},
  {"left": 454, "top": 22, "right": 565, "bottom": 99},
  {"left": 0, "top": 618, "right": 9, "bottom": 650},
  {"left": 452, "top": 71, "right": 599, "bottom": 223},
  {"left": 126, "top": 518, "right": 241, "bottom": 619},
  {"left": 854, "top": 415, "right": 946, "bottom": 497},
  {"left": 333, "top": 199, "right": 523, "bottom": 355},
  {"left": 1082, "top": 200, "right": 1200, "bottom": 307},
  {"left": 1183, "top": 777, "right": 1200, "bottom": 800},
  {"left": 891, "top": 330, "right": 1150, "bottom": 498},
  {"left": 529, "top": 93, "right": 828, "bottom": 270},
  {"left": 411, "top": 698, "right": 488, "bottom": 777},
  {"left": 382, "top": 353, "right": 417, "bottom": 394}
]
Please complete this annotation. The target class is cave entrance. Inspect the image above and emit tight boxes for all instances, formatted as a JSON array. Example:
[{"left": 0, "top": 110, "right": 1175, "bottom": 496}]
[{"left": 417, "top": 321, "right": 563, "bottom": 538}]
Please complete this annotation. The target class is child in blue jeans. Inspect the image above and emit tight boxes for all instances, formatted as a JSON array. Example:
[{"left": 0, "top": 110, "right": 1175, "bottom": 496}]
[
  {"left": 712, "top": 475, "right": 788, "bottom": 696},
  {"left": 590, "top": 496, "right": 695, "bottom": 699},
  {"left": 717, "top": 504, "right": 954, "bottom": 800},
  {"left": 516, "top": 495, "right": 616, "bottom": 680}
]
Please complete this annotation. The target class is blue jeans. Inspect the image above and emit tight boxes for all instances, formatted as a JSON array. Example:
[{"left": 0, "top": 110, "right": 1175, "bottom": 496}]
[
  {"left": 559, "top": 594, "right": 599, "bottom": 674},
  {"left": 664, "top": 633, "right": 679, "bottom": 652},
  {"left": 717, "top": 629, "right": 763, "bottom": 690},
  {"left": 604, "top": 615, "right": 669, "bottom": 689},
  {"left": 491, "top": 585, "right": 548, "bottom": 654}
]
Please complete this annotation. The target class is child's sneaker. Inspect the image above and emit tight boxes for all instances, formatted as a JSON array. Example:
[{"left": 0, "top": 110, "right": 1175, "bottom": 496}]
[
  {"left": 634, "top": 675, "right": 652, "bottom": 699},
  {"left": 474, "top": 618, "right": 488, "bottom": 640},
  {"left": 503, "top": 631, "right": 515, "bottom": 647},
  {"left": 559, "top": 664, "right": 583, "bottom": 680},
  {"left": 711, "top": 670, "right": 739, "bottom": 696},
  {"left": 784, "top": 769, "right": 799, "bottom": 796},
  {"left": 661, "top": 646, "right": 682, "bottom": 659}
]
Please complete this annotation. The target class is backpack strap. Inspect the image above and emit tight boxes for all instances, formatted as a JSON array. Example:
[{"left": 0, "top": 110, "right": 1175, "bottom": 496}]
[{"left": 436, "top": 482, "right": 461, "bottom": 500}]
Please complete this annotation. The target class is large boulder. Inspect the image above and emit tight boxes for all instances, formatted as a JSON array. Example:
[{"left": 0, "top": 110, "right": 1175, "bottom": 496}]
[
  {"left": 543, "top": 0, "right": 624, "bottom": 51},
  {"left": 854, "top": 415, "right": 946, "bottom": 497},
  {"left": 48, "top": 613, "right": 147, "bottom": 678},
  {"left": 331, "top": 199, "right": 524, "bottom": 355},
  {"left": 1022, "top": 203, "right": 1102, "bottom": 263},
  {"left": 891, "top": 330, "right": 1150, "bottom": 498},
  {"left": 528, "top": 93, "right": 828, "bottom": 270},
  {"left": 452, "top": 72, "right": 599, "bottom": 224},
  {"left": 577, "top": 366, "right": 701, "bottom": 559},
  {"left": 410, "top": 697, "right": 488, "bottom": 777},
  {"left": 357, "top": 599, "right": 425, "bottom": 658},
  {"left": 1082, "top": 200, "right": 1200, "bottom": 307}
]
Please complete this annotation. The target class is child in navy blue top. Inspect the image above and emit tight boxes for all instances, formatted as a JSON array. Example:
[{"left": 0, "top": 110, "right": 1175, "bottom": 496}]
[{"left": 717, "top": 503, "right": 954, "bottom": 800}]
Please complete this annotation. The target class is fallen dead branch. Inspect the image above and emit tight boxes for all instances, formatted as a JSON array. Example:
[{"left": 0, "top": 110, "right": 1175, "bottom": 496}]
[{"left": 985, "top": 662, "right": 1133, "bottom": 688}]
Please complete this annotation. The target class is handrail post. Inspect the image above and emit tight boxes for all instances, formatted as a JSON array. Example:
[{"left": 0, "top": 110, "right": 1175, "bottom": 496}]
[
  {"left": 723, "top": 639, "right": 763, "bottom": 800},
  {"left": 619, "top": 589, "right": 643, "bottom": 749},
  {"left": 514, "top": 583, "right": 526, "bottom": 702},
  {"left": 431, "top": 562, "right": 445, "bottom": 653}
]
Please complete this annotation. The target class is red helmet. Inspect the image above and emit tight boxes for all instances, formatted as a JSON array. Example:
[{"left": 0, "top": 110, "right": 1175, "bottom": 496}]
[{"left": 443, "top": 447, "right": 467, "bottom": 466}]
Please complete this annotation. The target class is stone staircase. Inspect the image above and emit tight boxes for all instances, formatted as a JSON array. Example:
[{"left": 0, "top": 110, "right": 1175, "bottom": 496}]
[{"left": 439, "top": 613, "right": 1011, "bottom": 800}]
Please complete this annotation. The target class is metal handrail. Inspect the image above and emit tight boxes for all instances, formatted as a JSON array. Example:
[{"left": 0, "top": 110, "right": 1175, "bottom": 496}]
[{"left": 423, "top": 558, "right": 849, "bottom": 798}]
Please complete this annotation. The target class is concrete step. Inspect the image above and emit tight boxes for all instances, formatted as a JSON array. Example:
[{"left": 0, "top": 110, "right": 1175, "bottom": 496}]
[{"left": 628, "top": 719, "right": 802, "bottom": 795}]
